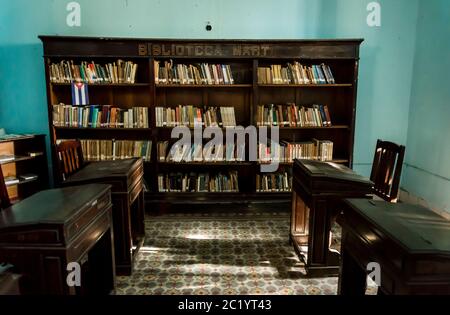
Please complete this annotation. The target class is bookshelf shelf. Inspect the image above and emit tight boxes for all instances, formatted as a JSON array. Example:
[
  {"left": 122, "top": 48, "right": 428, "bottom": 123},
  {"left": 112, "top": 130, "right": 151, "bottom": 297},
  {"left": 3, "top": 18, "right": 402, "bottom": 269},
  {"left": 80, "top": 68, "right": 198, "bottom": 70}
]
[
  {"left": 255, "top": 191, "right": 292, "bottom": 194},
  {"left": 40, "top": 36, "right": 362, "bottom": 208},
  {"left": 156, "top": 84, "right": 252, "bottom": 89},
  {"left": 0, "top": 155, "right": 40, "bottom": 165},
  {"left": 54, "top": 126, "right": 152, "bottom": 131},
  {"left": 274, "top": 125, "right": 350, "bottom": 130},
  {"left": 157, "top": 161, "right": 253, "bottom": 166},
  {"left": 257, "top": 159, "right": 349, "bottom": 166},
  {"left": 257, "top": 84, "right": 353, "bottom": 88},
  {"left": 5, "top": 176, "right": 39, "bottom": 187},
  {"left": 156, "top": 126, "right": 238, "bottom": 130},
  {"left": 50, "top": 82, "right": 150, "bottom": 87}
]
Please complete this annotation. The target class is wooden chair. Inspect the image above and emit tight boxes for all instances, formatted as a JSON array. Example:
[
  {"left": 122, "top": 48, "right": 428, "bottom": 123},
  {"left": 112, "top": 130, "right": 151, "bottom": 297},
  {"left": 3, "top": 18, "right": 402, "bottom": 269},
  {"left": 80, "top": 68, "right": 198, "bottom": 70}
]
[
  {"left": 0, "top": 164, "right": 11, "bottom": 209},
  {"left": 370, "top": 139, "right": 405, "bottom": 202},
  {"left": 56, "top": 140, "right": 85, "bottom": 182}
]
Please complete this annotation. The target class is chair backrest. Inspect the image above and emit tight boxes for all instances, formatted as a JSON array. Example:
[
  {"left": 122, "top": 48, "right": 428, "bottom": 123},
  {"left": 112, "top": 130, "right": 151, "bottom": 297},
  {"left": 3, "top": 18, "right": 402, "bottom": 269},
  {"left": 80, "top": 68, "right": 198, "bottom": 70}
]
[
  {"left": 56, "top": 140, "right": 85, "bottom": 181},
  {"left": 0, "top": 165, "right": 11, "bottom": 209},
  {"left": 370, "top": 139, "right": 405, "bottom": 202}
]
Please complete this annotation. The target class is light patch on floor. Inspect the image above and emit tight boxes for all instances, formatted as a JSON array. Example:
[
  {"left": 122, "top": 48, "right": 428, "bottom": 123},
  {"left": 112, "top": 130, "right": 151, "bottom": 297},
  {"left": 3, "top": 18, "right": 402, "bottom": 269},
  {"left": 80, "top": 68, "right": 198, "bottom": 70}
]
[{"left": 116, "top": 211, "right": 377, "bottom": 295}]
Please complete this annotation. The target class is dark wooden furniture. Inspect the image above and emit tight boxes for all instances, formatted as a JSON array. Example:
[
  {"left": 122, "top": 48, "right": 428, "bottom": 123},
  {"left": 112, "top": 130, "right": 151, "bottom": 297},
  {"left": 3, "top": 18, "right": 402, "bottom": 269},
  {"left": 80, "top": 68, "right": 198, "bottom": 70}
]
[
  {"left": 62, "top": 158, "right": 145, "bottom": 275},
  {"left": 0, "top": 184, "right": 115, "bottom": 295},
  {"left": 0, "top": 164, "right": 11, "bottom": 209},
  {"left": 0, "top": 135, "right": 49, "bottom": 203},
  {"left": 290, "top": 159, "right": 373, "bottom": 276},
  {"left": 338, "top": 198, "right": 450, "bottom": 295},
  {"left": 40, "top": 36, "right": 363, "bottom": 207},
  {"left": 56, "top": 140, "right": 84, "bottom": 181},
  {"left": 370, "top": 139, "right": 405, "bottom": 202}
]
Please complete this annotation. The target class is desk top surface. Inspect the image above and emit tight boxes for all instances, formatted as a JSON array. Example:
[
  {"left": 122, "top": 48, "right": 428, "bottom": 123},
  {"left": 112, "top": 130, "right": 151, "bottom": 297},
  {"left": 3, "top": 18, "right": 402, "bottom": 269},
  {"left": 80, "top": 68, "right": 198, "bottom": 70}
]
[
  {"left": 65, "top": 158, "right": 140, "bottom": 182},
  {"left": 345, "top": 199, "right": 450, "bottom": 254},
  {"left": 294, "top": 160, "right": 373, "bottom": 185},
  {"left": 0, "top": 184, "right": 110, "bottom": 228}
]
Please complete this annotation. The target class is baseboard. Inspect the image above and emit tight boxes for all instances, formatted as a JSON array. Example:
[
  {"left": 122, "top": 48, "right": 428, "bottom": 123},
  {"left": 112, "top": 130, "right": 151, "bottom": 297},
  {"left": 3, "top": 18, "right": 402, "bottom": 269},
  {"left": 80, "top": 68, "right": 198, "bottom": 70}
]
[{"left": 399, "top": 188, "right": 450, "bottom": 220}]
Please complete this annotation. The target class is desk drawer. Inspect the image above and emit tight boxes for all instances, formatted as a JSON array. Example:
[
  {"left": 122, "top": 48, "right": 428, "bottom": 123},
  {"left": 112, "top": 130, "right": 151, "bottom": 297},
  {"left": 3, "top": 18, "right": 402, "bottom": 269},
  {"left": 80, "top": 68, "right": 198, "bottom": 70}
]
[
  {"left": 0, "top": 229, "right": 61, "bottom": 245},
  {"left": 67, "top": 206, "right": 112, "bottom": 262},
  {"left": 65, "top": 192, "right": 111, "bottom": 243}
]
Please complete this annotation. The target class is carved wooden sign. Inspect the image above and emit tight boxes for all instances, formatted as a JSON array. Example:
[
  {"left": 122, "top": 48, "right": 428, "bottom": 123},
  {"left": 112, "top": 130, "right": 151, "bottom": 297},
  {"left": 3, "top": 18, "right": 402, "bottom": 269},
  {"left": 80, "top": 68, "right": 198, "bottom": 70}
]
[
  {"left": 39, "top": 37, "right": 361, "bottom": 59},
  {"left": 138, "top": 43, "right": 273, "bottom": 57}
]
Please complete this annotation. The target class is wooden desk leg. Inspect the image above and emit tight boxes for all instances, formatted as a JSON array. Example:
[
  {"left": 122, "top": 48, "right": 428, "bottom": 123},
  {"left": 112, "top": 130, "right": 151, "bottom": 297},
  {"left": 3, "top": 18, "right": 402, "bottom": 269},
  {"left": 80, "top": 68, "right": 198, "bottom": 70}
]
[
  {"left": 305, "top": 200, "right": 340, "bottom": 277},
  {"left": 87, "top": 226, "right": 116, "bottom": 294},
  {"left": 112, "top": 195, "right": 133, "bottom": 276},
  {"left": 338, "top": 248, "right": 367, "bottom": 295},
  {"left": 136, "top": 190, "right": 146, "bottom": 237}
]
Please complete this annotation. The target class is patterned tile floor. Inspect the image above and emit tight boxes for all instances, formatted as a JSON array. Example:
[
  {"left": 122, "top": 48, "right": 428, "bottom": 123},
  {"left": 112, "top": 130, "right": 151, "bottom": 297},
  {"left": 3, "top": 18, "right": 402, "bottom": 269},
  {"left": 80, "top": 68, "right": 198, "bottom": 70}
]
[{"left": 116, "top": 208, "right": 376, "bottom": 295}]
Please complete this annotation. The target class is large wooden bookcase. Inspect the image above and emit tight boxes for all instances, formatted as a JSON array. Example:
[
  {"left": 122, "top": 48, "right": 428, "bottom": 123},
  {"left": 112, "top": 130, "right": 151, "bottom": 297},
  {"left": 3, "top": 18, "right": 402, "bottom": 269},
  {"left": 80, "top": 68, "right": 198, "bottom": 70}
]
[{"left": 39, "top": 36, "right": 363, "bottom": 207}]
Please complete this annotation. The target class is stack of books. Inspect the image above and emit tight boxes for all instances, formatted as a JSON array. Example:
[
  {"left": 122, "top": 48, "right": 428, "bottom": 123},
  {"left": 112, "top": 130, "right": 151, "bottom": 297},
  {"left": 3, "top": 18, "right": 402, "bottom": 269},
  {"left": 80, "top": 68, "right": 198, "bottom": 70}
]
[
  {"left": 258, "top": 139, "right": 334, "bottom": 163},
  {"left": 256, "top": 103, "right": 332, "bottom": 127},
  {"left": 155, "top": 106, "right": 236, "bottom": 127},
  {"left": 281, "top": 140, "right": 333, "bottom": 162},
  {"left": 157, "top": 171, "right": 239, "bottom": 192},
  {"left": 155, "top": 61, "right": 235, "bottom": 85},
  {"left": 53, "top": 104, "right": 149, "bottom": 128},
  {"left": 157, "top": 141, "right": 242, "bottom": 163},
  {"left": 49, "top": 59, "right": 138, "bottom": 84},
  {"left": 256, "top": 172, "right": 292, "bottom": 192},
  {"left": 258, "top": 62, "right": 335, "bottom": 85},
  {"left": 79, "top": 139, "right": 152, "bottom": 161}
]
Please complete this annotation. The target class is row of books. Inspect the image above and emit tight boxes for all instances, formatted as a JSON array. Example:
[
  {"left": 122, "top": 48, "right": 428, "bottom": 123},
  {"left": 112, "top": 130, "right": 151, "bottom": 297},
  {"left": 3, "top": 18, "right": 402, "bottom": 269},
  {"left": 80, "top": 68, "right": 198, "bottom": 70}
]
[
  {"left": 49, "top": 60, "right": 139, "bottom": 84},
  {"left": 258, "top": 62, "right": 335, "bottom": 85},
  {"left": 154, "top": 61, "right": 235, "bottom": 85},
  {"left": 256, "top": 172, "right": 292, "bottom": 192},
  {"left": 157, "top": 141, "right": 245, "bottom": 162},
  {"left": 157, "top": 171, "right": 239, "bottom": 192},
  {"left": 52, "top": 104, "right": 149, "bottom": 128},
  {"left": 156, "top": 139, "right": 333, "bottom": 163},
  {"left": 256, "top": 104, "right": 332, "bottom": 127},
  {"left": 258, "top": 139, "right": 334, "bottom": 162},
  {"left": 155, "top": 106, "right": 236, "bottom": 127},
  {"left": 78, "top": 139, "right": 152, "bottom": 161}
]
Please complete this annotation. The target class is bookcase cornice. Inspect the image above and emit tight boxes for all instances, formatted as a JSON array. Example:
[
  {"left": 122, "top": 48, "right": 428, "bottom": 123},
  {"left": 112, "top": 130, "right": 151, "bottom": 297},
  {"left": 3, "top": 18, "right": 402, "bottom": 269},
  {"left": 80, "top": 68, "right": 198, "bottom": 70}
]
[{"left": 39, "top": 36, "right": 363, "bottom": 59}]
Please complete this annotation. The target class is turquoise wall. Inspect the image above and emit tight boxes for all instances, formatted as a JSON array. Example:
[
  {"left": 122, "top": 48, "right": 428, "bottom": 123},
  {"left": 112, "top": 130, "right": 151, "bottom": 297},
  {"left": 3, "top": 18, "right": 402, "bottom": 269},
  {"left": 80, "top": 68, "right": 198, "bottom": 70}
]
[
  {"left": 402, "top": 0, "right": 450, "bottom": 213},
  {"left": 1, "top": 1, "right": 419, "bottom": 182}
]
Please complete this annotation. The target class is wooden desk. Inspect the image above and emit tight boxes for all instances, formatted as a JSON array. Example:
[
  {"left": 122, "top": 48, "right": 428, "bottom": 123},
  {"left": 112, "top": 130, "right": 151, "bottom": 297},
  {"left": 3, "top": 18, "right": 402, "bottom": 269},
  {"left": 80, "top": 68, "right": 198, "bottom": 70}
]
[
  {"left": 291, "top": 160, "right": 373, "bottom": 277},
  {"left": 0, "top": 184, "right": 115, "bottom": 295},
  {"left": 338, "top": 199, "right": 450, "bottom": 295},
  {"left": 63, "top": 158, "right": 145, "bottom": 275}
]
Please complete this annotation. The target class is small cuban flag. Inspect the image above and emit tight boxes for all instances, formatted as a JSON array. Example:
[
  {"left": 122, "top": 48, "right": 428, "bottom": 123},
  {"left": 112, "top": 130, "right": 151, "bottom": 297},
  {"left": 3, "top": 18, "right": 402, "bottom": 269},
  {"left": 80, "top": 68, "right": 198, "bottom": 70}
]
[{"left": 71, "top": 82, "right": 89, "bottom": 105}]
